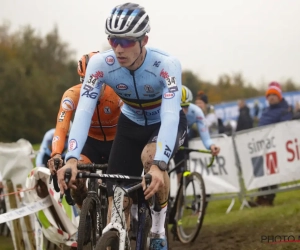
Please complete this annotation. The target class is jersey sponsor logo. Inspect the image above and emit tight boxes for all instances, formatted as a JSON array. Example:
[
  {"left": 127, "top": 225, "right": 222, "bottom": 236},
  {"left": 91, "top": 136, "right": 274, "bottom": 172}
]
[
  {"left": 151, "top": 136, "right": 158, "bottom": 142},
  {"left": 164, "top": 145, "right": 172, "bottom": 158},
  {"left": 166, "top": 76, "right": 178, "bottom": 92},
  {"left": 52, "top": 136, "right": 60, "bottom": 143},
  {"left": 92, "top": 71, "right": 104, "bottom": 79},
  {"left": 68, "top": 139, "right": 77, "bottom": 151},
  {"left": 116, "top": 83, "right": 128, "bottom": 90},
  {"left": 153, "top": 61, "right": 161, "bottom": 67},
  {"left": 58, "top": 111, "right": 66, "bottom": 122},
  {"left": 81, "top": 90, "right": 98, "bottom": 99},
  {"left": 86, "top": 71, "right": 104, "bottom": 88},
  {"left": 104, "top": 106, "right": 111, "bottom": 114},
  {"left": 160, "top": 69, "right": 169, "bottom": 79},
  {"left": 163, "top": 92, "right": 175, "bottom": 99},
  {"left": 145, "top": 109, "right": 160, "bottom": 116},
  {"left": 144, "top": 85, "right": 154, "bottom": 93},
  {"left": 143, "top": 92, "right": 159, "bottom": 97},
  {"left": 105, "top": 55, "right": 115, "bottom": 65},
  {"left": 83, "top": 84, "right": 93, "bottom": 91},
  {"left": 62, "top": 97, "right": 75, "bottom": 111}
]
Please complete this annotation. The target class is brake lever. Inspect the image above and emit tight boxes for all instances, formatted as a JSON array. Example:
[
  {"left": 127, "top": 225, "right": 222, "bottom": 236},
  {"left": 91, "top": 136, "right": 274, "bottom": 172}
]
[
  {"left": 59, "top": 168, "right": 75, "bottom": 206},
  {"left": 50, "top": 158, "right": 61, "bottom": 192},
  {"left": 144, "top": 174, "right": 161, "bottom": 212}
]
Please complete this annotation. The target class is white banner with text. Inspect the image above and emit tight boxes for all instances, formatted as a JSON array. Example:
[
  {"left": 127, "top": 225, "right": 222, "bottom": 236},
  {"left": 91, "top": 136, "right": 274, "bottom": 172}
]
[
  {"left": 234, "top": 120, "right": 300, "bottom": 190},
  {"left": 186, "top": 136, "right": 240, "bottom": 194}
]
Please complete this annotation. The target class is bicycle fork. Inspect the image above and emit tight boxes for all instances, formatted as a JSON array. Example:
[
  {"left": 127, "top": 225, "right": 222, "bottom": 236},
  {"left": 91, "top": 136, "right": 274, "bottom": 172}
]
[{"left": 102, "top": 186, "right": 128, "bottom": 250}]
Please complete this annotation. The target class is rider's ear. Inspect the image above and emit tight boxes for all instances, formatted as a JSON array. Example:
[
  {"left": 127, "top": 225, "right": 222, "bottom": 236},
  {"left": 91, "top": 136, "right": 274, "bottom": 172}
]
[{"left": 141, "top": 35, "right": 148, "bottom": 47}]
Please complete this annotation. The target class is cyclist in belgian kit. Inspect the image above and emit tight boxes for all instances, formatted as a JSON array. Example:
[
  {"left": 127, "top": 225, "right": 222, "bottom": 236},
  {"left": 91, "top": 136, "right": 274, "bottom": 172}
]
[
  {"left": 58, "top": 3, "right": 187, "bottom": 249},
  {"left": 174, "top": 86, "right": 220, "bottom": 182}
]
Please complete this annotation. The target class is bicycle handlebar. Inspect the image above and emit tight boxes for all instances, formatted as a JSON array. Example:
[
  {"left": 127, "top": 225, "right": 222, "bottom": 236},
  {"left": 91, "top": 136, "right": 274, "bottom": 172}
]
[
  {"left": 77, "top": 163, "right": 108, "bottom": 171},
  {"left": 61, "top": 169, "right": 160, "bottom": 211},
  {"left": 179, "top": 146, "right": 215, "bottom": 168}
]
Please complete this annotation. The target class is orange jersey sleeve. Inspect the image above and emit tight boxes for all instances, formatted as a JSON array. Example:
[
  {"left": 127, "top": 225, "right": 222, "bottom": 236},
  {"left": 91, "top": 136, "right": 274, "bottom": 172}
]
[
  {"left": 89, "top": 85, "right": 122, "bottom": 141},
  {"left": 51, "top": 84, "right": 81, "bottom": 157}
]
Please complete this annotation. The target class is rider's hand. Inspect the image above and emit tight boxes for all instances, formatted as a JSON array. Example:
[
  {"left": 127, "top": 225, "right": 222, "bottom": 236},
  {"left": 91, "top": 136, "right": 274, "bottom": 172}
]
[
  {"left": 47, "top": 154, "right": 63, "bottom": 175},
  {"left": 142, "top": 165, "right": 165, "bottom": 200},
  {"left": 57, "top": 158, "right": 78, "bottom": 195},
  {"left": 210, "top": 144, "right": 220, "bottom": 156}
]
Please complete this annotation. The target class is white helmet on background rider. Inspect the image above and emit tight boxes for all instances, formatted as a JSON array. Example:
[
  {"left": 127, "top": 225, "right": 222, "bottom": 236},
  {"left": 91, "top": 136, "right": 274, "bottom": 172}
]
[{"left": 105, "top": 2, "right": 151, "bottom": 38}]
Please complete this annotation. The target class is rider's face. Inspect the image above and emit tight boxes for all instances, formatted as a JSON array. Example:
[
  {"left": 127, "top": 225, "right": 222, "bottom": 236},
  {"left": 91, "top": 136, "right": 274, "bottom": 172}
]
[
  {"left": 195, "top": 99, "right": 206, "bottom": 113},
  {"left": 108, "top": 36, "right": 148, "bottom": 68}
]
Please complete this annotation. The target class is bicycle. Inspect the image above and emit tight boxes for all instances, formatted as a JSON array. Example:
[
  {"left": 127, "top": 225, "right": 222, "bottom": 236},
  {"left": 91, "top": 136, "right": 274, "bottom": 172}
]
[
  {"left": 167, "top": 146, "right": 215, "bottom": 244},
  {"left": 62, "top": 170, "right": 161, "bottom": 250},
  {"left": 53, "top": 161, "right": 108, "bottom": 250}
]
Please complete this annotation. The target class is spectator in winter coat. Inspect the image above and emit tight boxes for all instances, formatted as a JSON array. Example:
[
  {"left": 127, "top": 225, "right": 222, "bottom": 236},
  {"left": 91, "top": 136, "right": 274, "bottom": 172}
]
[
  {"left": 236, "top": 99, "right": 253, "bottom": 132},
  {"left": 250, "top": 81, "right": 292, "bottom": 207},
  {"left": 293, "top": 102, "right": 300, "bottom": 120}
]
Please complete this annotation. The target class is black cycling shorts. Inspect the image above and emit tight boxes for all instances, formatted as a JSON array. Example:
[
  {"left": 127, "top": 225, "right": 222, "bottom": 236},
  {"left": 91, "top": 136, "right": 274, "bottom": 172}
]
[
  {"left": 81, "top": 136, "right": 113, "bottom": 164},
  {"left": 106, "top": 111, "right": 187, "bottom": 196},
  {"left": 173, "top": 133, "right": 189, "bottom": 174}
]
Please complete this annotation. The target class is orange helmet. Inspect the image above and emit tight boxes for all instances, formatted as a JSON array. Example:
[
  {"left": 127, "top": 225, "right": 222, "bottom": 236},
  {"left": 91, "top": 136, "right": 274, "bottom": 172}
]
[{"left": 77, "top": 51, "right": 99, "bottom": 83}]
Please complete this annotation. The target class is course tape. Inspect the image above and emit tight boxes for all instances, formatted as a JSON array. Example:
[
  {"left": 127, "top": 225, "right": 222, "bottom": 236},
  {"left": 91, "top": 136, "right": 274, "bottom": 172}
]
[{"left": 0, "top": 196, "right": 51, "bottom": 224}]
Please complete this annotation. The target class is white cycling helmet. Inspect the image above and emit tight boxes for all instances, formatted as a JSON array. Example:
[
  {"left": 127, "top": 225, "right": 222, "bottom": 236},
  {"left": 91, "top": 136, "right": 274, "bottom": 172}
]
[
  {"left": 105, "top": 2, "right": 151, "bottom": 38},
  {"left": 181, "top": 86, "right": 193, "bottom": 107}
]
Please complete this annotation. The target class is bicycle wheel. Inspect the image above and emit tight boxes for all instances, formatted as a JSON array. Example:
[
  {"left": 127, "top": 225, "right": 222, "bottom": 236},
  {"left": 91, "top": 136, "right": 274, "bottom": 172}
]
[
  {"left": 95, "top": 231, "right": 119, "bottom": 250},
  {"left": 176, "top": 172, "right": 206, "bottom": 243},
  {"left": 99, "top": 183, "right": 108, "bottom": 228},
  {"left": 77, "top": 196, "right": 102, "bottom": 250},
  {"left": 135, "top": 205, "right": 151, "bottom": 250}
]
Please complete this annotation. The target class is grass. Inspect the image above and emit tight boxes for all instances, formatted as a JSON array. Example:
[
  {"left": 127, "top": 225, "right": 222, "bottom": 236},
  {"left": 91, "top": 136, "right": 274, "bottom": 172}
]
[
  {"left": 179, "top": 189, "right": 300, "bottom": 250},
  {"left": 0, "top": 235, "right": 13, "bottom": 250}
]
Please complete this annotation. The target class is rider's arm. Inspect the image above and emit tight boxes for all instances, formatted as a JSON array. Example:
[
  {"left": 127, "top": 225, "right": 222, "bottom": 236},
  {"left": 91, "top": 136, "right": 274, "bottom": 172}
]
[
  {"left": 51, "top": 87, "right": 79, "bottom": 157},
  {"left": 65, "top": 54, "right": 105, "bottom": 161},
  {"left": 154, "top": 57, "right": 182, "bottom": 163},
  {"left": 36, "top": 129, "right": 55, "bottom": 167},
  {"left": 194, "top": 105, "right": 213, "bottom": 149}
]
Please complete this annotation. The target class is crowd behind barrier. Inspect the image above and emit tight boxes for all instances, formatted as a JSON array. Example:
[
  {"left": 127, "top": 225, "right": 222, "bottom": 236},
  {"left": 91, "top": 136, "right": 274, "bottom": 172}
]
[
  {"left": 214, "top": 90, "right": 300, "bottom": 122},
  {"left": 1, "top": 120, "right": 300, "bottom": 248}
]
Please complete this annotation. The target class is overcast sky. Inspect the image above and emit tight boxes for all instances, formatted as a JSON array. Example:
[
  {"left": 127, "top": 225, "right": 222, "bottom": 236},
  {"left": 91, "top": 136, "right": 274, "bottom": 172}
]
[{"left": 1, "top": 0, "right": 300, "bottom": 87}]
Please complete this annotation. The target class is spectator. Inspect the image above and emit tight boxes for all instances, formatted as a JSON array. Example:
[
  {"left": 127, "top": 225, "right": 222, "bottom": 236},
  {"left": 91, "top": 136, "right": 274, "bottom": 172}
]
[
  {"left": 253, "top": 100, "right": 260, "bottom": 118},
  {"left": 293, "top": 102, "right": 300, "bottom": 120},
  {"left": 224, "top": 119, "right": 237, "bottom": 136},
  {"left": 236, "top": 99, "right": 253, "bottom": 132},
  {"left": 250, "top": 81, "right": 292, "bottom": 207},
  {"left": 195, "top": 91, "right": 221, "bottom": 136},
  {"left": 253, "top": 99, "right": 260, "bottom": 127}
]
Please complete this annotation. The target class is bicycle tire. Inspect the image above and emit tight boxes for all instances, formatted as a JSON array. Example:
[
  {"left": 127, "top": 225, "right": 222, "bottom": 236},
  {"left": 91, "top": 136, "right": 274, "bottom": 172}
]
[
  {"left": 95, "top": 231, "right": 119, "bottom": 250},
  {"left": 135, "top": 206, "right": 151, "bottom": 250},
  {"left": 176, "top": 172, "right": 206, "bottom": 243},
  {"left": 165, "top": 208, "right": 170, "bottom": 249},
  {"left": 77, "top": 196, "right": 102, "bottom": 250},
  {"left": 99, "top": 184, "right": 108, "bottom": 228}
]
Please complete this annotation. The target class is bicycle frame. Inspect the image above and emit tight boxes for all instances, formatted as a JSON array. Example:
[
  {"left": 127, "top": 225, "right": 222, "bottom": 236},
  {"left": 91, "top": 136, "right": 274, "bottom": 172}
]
[
  {"left": 63, "top": 171, "right": 157, "bottom": 250},
  {"left": 102, "top": 185, "right": 129, "bottom": 250}
]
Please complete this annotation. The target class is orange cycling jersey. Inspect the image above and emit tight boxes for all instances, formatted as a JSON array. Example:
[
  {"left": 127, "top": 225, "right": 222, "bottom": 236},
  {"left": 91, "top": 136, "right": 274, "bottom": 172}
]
[{"left": 51, "top": 84, "right": 121, "bottom": 157}]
